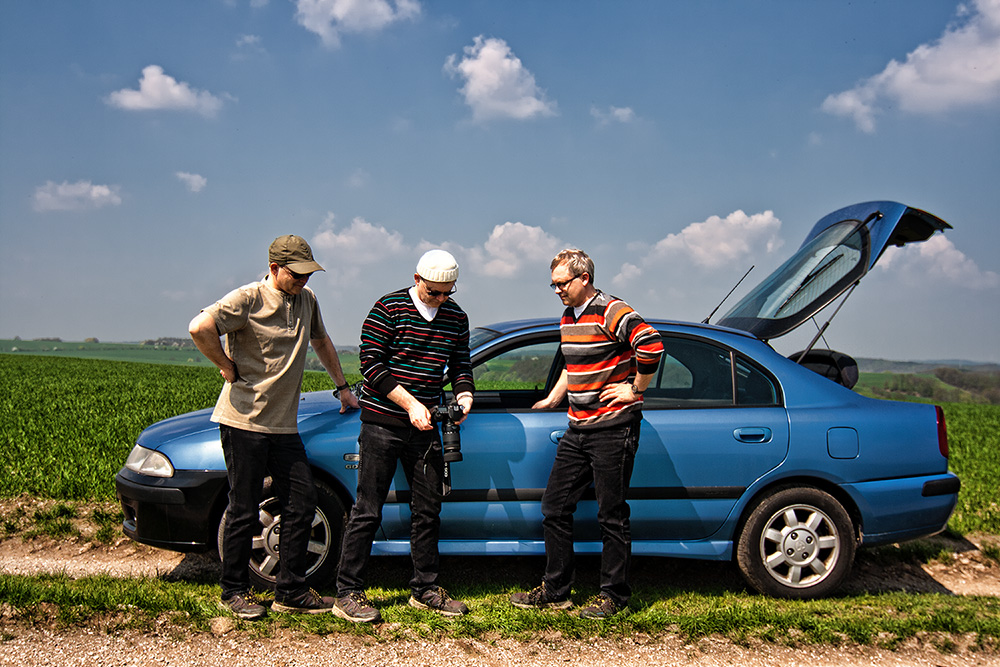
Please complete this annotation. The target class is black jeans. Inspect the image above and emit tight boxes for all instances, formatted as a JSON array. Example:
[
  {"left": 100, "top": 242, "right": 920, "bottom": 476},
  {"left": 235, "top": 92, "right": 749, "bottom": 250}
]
[
  {"left": 541, "top": 416, "right": 641, "bottom": 608},
  {"left": 336, "top": 422, "right": 444, "bottom": 597},
  {"left": 219, "top": 425, "right": 317, "bottom": 600}
]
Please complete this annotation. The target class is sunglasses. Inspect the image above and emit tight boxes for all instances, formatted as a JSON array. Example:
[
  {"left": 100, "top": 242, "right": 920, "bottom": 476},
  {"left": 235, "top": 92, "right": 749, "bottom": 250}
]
[
  {"left": 425, "top": 285, "right": 458, "bottom": 297},
  {"left": 282, "top": 266, "right": 310, "bottom": 280}
]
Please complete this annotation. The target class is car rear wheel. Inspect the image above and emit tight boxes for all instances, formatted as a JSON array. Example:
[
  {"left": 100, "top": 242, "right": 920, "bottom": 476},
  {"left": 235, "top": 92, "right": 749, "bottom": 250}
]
[
  {"left": 217, "top": 478, "right": 346, "bottom": 591},
  {"left": 736, "top": 486, "right": 855, "bottom": 598}
]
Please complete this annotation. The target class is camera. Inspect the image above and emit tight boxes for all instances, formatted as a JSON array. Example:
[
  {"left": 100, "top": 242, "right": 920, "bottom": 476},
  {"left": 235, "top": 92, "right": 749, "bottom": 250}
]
[{"left": 430, "top": 400, "right": 464, "bottom": 463}]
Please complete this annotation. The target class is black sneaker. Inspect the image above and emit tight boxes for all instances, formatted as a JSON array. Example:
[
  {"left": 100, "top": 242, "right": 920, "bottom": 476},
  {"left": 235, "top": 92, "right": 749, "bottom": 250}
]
[
  {"left": 579, "top": 593, "right": 623, "bottom": 620},
  {"left": 509, "top": 583, "right": 573, "bottom": 610},
  {"left": 272, "top": 588, "right": 335, "bottom": 614},
  {"left": 220, "top": 592, "right": 267, "bottom": 620},
  {"left": 409, "top": 586, "right": 469, "bottom": 616},
  {"left": 333, "top": 591, "right": 382, "bottom": 623}
]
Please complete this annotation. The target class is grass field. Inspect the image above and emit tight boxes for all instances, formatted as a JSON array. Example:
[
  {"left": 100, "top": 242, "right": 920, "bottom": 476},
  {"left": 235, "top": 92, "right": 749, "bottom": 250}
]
[
  {"left": 1, "top": 354, "right": 996, "bottom": 534},
  {"left": 0, "top": 354, "right": 358, "bottom": 500},
  {"left": 2, "top": 353, "right": 1000, "bottom": 645}
]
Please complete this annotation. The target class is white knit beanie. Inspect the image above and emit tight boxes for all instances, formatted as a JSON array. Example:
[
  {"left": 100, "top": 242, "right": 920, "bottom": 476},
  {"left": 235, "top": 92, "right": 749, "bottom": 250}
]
[{"left": 416, "top": 249, "right": 459, "bottom": 282}]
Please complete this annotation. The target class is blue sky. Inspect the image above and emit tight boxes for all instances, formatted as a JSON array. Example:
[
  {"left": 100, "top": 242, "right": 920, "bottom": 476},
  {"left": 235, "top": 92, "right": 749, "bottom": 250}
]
[{"left": 1, "top": 0, "right": 998, "bottom": 363}]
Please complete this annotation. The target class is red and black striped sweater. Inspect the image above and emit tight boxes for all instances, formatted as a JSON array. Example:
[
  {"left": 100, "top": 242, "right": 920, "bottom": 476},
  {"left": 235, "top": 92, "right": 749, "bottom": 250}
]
[{"left": 561, "top": 291, "right": 664, "bottom": 429}]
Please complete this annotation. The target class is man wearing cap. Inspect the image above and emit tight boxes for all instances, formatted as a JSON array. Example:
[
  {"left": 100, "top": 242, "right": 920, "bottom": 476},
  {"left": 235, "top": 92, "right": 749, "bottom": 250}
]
[
  {"left": 333, "top": 249, "right": 474, "bottom": 623},
  {"left": 189, "top": 234, "right": 360, "bottom": 620}
]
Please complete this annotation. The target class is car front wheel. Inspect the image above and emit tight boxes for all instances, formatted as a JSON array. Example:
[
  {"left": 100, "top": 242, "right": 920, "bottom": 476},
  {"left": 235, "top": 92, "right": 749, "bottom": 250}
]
[
  {"left": 217, "top": 478, "right": 346, "bottom": 591},
  {"left": 736, "top": 486, "right": 855, "bottom": 598}
]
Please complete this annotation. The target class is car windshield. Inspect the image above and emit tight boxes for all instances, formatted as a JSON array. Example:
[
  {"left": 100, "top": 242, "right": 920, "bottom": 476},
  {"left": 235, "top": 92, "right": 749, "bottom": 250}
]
[{"left": 719, "top": 220, "right": 869, "bottom": 339}]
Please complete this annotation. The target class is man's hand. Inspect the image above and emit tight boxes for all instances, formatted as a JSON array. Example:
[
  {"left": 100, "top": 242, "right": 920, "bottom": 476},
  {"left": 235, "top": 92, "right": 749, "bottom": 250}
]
[
  {"left": 455, "top": 393, "right": 473, "bottom": 424},
  {"left": 220, "top": 359, "right": 239, "bottom": 384},
  {"left": 600, "top": 382, "right": 641, "bottom": 407},
  {"left": 338, "top": 387, "right": 360, "bottom": 413},
  {"left": 407, "top": 402, "right": 433, "bottom": 431}
]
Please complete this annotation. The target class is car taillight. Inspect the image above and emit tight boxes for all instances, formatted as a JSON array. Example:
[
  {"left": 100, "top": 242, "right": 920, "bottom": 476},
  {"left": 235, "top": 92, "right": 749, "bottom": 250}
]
[{"left": 935, "top": 405, "right": 948, "bottom": 458}]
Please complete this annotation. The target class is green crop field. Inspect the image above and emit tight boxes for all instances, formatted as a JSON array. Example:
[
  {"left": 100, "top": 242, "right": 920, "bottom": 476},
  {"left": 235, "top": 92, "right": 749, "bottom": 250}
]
[
  {"left": 0, "top": 354, "right": 359, "bottom": 500},
  {"left": 1, "top": 354, "right": 997, "bottom": 535}
]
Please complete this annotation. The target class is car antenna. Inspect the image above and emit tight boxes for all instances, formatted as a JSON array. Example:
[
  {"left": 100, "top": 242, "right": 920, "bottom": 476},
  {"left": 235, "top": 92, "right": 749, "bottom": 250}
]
[{"left": 703, "top": 266, "right": 753, "bottom": 324}]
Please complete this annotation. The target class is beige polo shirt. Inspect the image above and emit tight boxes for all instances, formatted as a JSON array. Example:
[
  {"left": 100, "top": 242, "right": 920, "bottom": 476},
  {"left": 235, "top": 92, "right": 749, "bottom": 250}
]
[{"left": 204, "top": 277, "right": 327, "bottom": 434}]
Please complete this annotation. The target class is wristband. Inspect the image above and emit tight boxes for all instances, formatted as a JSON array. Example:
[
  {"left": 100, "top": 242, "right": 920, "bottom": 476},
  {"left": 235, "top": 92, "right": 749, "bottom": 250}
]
[{"left": 336, "top": 383, "right": 350, "bottom": 392}]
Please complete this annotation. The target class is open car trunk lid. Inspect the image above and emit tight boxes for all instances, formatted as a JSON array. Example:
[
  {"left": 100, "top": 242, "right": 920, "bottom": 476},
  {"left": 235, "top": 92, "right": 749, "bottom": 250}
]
[{"left": 716, "top": 201, "right": 951, "bottom": 341}]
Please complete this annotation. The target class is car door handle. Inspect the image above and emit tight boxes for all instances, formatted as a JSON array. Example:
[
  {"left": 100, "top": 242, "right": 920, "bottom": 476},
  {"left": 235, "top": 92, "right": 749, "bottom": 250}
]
[
  {"left": 550, "top": 430, "right": 565, "bottom": 443},
  {"left": 734, "top": 427, "right": 772, "bottom": 443}
]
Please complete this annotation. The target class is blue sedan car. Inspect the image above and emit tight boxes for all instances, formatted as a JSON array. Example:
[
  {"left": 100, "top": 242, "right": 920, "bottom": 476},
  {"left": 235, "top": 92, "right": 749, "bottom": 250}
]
[{"left": 116, "top": 201, "right": 959, "bottom": 598}]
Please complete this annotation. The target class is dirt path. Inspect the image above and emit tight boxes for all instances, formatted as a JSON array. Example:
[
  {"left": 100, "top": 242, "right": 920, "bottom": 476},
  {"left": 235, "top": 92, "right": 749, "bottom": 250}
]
[
  {"left": 2, "top": 627, "right": 998, "bottom": 667},
  {"left": 2, "top": 497, "right": 999, "bottom": 666}
]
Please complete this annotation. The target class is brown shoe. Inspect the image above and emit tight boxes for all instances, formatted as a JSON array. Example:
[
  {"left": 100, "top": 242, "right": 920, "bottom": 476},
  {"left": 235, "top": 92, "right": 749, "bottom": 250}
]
[
  {"left": 272, "top": 588, "right": 335, "bottom": 614},
  {"left": 333, "top": 591, "right": 382, "bottom": 623},
  {"left": 579, "top": 593, "right": 624, "bottom": 620},
  {"left": 509, "top": 583, "right": 573, "bottom": 610},
  {"left": 409, "top": 586, "right": 469, "bottom": 616},
  {"left": 220, "top": 592, "right": 267, "bottom": 620}
]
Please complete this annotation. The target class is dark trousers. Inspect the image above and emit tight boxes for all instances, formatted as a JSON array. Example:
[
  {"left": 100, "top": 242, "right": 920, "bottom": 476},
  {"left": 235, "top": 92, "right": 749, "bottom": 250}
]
[
  {"left": 336, "top": 422, "right": 444, "bottom": 597},
  {"left": 219, "top": 424, "right": 317, "bottom": 600},
  {"left": 541, "top": 416, "right": 641, "bottom": 607}
]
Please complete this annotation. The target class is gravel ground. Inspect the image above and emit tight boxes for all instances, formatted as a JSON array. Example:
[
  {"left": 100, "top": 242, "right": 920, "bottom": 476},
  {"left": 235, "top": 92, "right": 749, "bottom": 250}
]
[
  {"left": 2, "top": 498, "right": 999, "bottom": 666},
  {"left": 2, "top": 627, "right": 998, "bottom": 667}
]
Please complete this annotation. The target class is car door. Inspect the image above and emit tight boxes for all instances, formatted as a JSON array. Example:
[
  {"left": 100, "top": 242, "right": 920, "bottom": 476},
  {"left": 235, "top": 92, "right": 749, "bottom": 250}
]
[
  {"left": 628, "top": 334, "right": 789, "bottom": 541},
  {"left": 436, "top": 334, "right": 566, "bottom": 540}
]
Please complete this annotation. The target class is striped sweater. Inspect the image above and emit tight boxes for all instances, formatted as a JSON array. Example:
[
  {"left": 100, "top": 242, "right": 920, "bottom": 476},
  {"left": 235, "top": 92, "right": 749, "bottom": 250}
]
[
  {"left": 359, "top": 287, "right": 474, "bottom": 427},
  {"left": 561, "top": 291, "right": 664, "bottom": 429}
]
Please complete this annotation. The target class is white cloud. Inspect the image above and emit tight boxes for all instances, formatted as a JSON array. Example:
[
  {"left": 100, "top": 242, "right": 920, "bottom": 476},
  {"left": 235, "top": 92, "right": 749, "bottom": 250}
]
[
  {"left": 347, "top": 168, "right": 370, "bottom": 189},
  {"left": 631, "top": 210, "right": 783, "bottom": 276},
  {"left": 467, "top": 222, "right": 563, "bottom": 277},
  {"left": 106, "top": 65, "right": 226, "bottom": 117},
  {"left": 309, "top": 215, "right": 562, "bottom": 285},
  {"left": 878, "top": 233, "right": 1000, "bottom": 289},
  {"left": 33, "top": 180, "right": 122, "bottom": 212},
  {"left": 236, "top": 34, "right": 261, "bottom": 48},
  {"left": 444, "top": 36, "right": 557, "bottom": 122},
  {"left": 822, "top": 0, "right": 1000, "bottom": 132},
  {"left": 294, "top": 0, "right": 420, "bottom": 48},
  {"left": 176, "top": 172, "right": 207, "bottom": 193},
  {"left": 311, "top": 214, "right": 408, "bottom": 281},
  {"left": 591, "top": 105, "right": 635, "bottom": 125}
]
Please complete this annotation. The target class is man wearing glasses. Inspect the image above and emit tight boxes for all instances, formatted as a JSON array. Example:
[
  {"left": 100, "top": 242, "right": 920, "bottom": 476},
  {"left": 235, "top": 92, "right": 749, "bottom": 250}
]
[
  {"left": 189, "top": 234, "right": 360, "bottom": 620},
  {"left": 334, "top": 249, "right": 475, "bottom": 623},
  {"left": 511, "top": 248, "right": 663, "bottom": 619}
]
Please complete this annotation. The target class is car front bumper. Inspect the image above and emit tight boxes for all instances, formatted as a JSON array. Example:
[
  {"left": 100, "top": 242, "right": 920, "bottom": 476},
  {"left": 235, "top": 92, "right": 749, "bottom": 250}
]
[{"left": 115, "top": 467, "right": 228, "bottom": 553}]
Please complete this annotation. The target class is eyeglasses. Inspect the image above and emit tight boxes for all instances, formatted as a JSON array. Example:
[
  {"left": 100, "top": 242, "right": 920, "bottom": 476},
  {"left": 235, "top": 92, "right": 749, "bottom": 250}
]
[
  {"left": 425, "top": 285, "right": 457, "bottom": 297},
  {"left": 550, "top": 274, "right": 582, "bottom": 291}
]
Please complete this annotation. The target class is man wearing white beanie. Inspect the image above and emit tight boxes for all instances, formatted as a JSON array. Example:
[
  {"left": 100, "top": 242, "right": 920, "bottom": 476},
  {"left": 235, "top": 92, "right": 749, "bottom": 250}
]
[{"left": 334, "top": 249, "right": 475, "bottom": 623}]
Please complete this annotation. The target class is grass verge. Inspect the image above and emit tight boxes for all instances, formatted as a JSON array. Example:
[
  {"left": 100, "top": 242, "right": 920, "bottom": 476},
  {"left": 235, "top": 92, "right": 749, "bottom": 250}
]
[{"left": 1, "top": 571, "right": 998, "bottom": 651}]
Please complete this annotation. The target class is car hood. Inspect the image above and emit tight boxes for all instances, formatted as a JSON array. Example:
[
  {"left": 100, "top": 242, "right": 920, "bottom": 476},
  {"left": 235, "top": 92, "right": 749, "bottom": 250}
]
[
  {"left": 716, "top": 201, "right": 950, "bottom": 340},
  {"left": 136, "top": 391, "right": 345, "bottom": 449}
]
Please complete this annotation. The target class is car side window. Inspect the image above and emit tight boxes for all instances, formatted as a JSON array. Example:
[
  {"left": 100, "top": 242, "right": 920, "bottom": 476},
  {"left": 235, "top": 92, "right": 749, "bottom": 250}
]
[
  {"left": 470, "top": 340, "right": 562, "bottom": 409},
  {"left": 735, "top": 356, "right": 779, "bottom": 406},
  {"left": 643, "top": 337, "right": 734, "bottom": 408}
]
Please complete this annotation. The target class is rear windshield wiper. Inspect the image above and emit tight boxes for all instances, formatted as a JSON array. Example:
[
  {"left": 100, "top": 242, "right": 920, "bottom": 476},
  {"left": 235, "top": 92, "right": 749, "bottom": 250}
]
[{"left": 775, "top": 253, "right": 843, "bottom": 316}]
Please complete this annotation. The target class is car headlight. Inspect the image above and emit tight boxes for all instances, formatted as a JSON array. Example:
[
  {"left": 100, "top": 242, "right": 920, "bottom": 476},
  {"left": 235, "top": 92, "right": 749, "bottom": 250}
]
[{"left": 124, "top": 444, "right": 175, "bottom": 478}]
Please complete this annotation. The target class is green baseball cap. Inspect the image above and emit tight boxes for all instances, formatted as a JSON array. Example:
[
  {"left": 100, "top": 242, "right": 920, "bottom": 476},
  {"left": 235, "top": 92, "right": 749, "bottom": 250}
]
[{"left": 268, "top": 235, "right": 325, "bottom": 274}]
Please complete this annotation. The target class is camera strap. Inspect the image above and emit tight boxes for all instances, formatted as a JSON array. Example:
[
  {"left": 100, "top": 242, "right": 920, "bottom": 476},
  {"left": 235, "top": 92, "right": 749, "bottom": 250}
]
[
  {"left": 420, "top": 441, "right": 452, "bottom": 496},
  {"left": 441, "top": 461, "right": 452, "bottom": 496}
]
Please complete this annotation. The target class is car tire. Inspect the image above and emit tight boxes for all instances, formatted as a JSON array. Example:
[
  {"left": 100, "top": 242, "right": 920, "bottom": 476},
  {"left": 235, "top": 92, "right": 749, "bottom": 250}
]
[
  {"left": 216, "top": 478, "right": 347, "bottom": 591},
  {"left": 736, "top": 486, "right": 855, "bottom": 598}
]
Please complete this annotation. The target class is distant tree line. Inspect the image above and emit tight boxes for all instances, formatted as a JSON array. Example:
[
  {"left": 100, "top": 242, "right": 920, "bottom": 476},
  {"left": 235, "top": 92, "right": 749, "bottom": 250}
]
[
  {"left": 933, "top": 367, "right": 1000, "bottom": 404},
  {"left": 871, "top": 368, "right": 1000, "bottom": 404}
]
